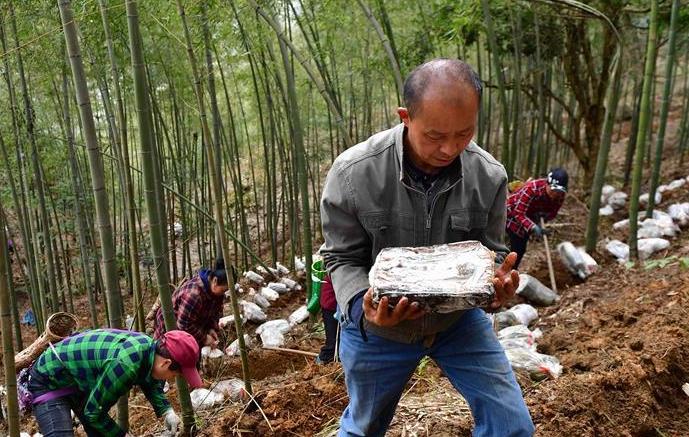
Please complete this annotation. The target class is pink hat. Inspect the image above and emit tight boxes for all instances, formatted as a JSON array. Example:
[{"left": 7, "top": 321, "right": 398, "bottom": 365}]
[{"left": 162, "top": 330, "right": 203, "bottom": 389}]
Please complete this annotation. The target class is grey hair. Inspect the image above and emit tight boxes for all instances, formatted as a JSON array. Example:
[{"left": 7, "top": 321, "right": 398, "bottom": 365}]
[{"left": 403, "top": 58, "right": 482, "bottom": 117}]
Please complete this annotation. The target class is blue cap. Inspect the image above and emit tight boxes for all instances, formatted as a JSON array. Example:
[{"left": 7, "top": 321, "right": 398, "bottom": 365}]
[{"left": 547, "top": 168, "right": 568, "bottom": 193}]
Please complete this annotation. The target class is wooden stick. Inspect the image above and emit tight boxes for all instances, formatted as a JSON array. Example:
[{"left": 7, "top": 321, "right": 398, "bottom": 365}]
[
  {"left": 262, "top": 346, "right": 318, "bottom": 357},
  {"left": 541, "top": 217, "right": 558, "bottom": 294}
]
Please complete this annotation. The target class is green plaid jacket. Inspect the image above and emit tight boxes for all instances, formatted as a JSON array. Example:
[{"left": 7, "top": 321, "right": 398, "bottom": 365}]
[{"left": 32, "top": 329, "right": 170, "bottom": 436}]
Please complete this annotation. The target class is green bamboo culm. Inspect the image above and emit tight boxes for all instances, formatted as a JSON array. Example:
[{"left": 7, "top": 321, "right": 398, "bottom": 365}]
[
  {"left": 0, "top": 207, "right": 20, "bottom": 436},
  {"left": 123, "top": 0, "right": 195, "bottom": 430},
  {"left": 646, "top": 0, "right": 680, "bottom": 216},
  {"left": 174, "top": 0, "right": 253, "bottom": 396},
  {"left": 628, "top": 0, "right": 659, "bottom": 260},
  {"left": 57, "top": 0, "right": 128, "bottom": 428}
]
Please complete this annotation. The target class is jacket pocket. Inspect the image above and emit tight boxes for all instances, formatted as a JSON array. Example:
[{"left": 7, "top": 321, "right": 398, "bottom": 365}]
[
  {"left": 360, "top": 211, "right": 415, "bottom": 259},
  {"left": 448, "top": 211, "right": 488, "bottom": 243}
]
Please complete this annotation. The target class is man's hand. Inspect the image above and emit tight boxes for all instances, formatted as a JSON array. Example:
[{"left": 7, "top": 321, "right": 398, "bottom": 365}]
[
  {"left": 362, "top": 288, "right": 426, "bottom": 327},
  {"left": 490, "top": 252, "right": 520, "bottom": 310},
  {"left": 163, "top": 409, "right": 181, "bottom": 435},
  {"left": 205, "top": 329, "right": 219, "bottom": 347}
]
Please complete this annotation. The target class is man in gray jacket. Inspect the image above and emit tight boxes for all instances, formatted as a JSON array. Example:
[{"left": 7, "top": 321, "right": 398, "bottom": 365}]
[{"left": 321, "top": 59, "right": 534, "bottom": 436}]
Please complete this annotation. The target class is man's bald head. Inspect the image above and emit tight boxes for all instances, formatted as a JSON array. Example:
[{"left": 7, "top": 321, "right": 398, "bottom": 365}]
[{"left": 403, "top": 59, "right": 482, "bottom": 118}]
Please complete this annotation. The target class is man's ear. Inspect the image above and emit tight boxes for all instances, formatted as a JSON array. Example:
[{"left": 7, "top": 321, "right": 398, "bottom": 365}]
[
  {"left": 160, "top": 357, "right": 173, "bottom": 371},
  {"left": 397, "top": 107, "right": 410, "bottom": 126}
]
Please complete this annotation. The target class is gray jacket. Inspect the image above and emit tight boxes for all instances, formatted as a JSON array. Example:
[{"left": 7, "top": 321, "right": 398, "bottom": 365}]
[{"left": 320, "top": 123, "right": 509, "bottom": 343}]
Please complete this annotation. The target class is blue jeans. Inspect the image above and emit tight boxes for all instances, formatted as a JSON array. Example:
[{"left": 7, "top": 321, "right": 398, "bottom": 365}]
[{"left": 338, "top": 308, "right": 535, "bottom": 437}]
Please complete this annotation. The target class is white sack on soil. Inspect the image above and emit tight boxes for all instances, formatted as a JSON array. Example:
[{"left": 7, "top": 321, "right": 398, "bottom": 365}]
[
  {"left": 577, "top": 247, "right": 599, "bottom": 277},
  {"left": 276, "top": 262, "right": 290, "bottom": 275},
  {"left": 668, "top": 203, "right": 689, "bottom": 227},
  {"left": 600, "top": 185, "right": 616, "bottom": 204},
  {"left": 267, "top": 282, "right": 289, "bottom": 294},
  {"left": 257, "top": 319, "right": 291, "bottom": 347},
  {"left": 607, "top": 191, "right": 628, "bottom": 209},
  {"left": 219, "top": 314, "right": 243, "bottom": 328},
  {"left": 294, "top": 257, "right": 306, "bottom": 272},
  {"left": 507, "top": 304, "right": 539, "bottom": 326},
  {"left": 557, "top": 242, "right": 588, "bottom": 279},
  {"left": 201, "top": 346, "right": 224, "bottom": 359},
  {"left": 212, "top": 378, "right": 248, "bottom": 402},
  {"left": 516, "top": 274, "right": 559, "bottom": 306},
  {"left": 599, "top": 205, "right": 614, "bottom": 216},
  {"left": 606, "top": 239, "right": 629, "bottom": 261},
  {"left": 639, "top": 191, "right": 662, "bottom": 207},
  {"left": 256, "top": 265, "right": 278, "bottom": 277},
  {"left": 243, "top": 270, "right": 264, "bottom": 284},
  {"left": 240, "top": 301, "right": 267, "bottom": 323},
  {"left": 504, "top": 346, "right": 563, "bottom": 379},
  {"left": 638, "top": 218, "right": 678, "bottom": 239},
  {"left": 279, "top": 277, "right": 299, "bottom": 290},
  {"left": 173, "top": 222, "right": 183, "bottom": 237},
  {"left": 638, "top": 238, "right": 670, "bottom": 260},
  {"left": 667, "top": 178, "right": 686, "bottom": 191},
  {"left": 260, "top": 287, "right": 280, "bottom": 301},
  {"left": 498, "top": 325, "right": 543, "bottom": 346},
  {"left": 256, "top": 319, "right": 291, "bottom": 336},
  {"left": 288, "top": 305, "right": 310, "bottom": 326},
  {"left": 259, "top": 327, "right": 286, "bottom": 348},
  {"left": 190, "top": 388, "right": 224, "bottom": 410},
  {"left": 250, "top": 290, "right": 271, "bottom": 309},
  {"left": 493, "top": 311, "right": 521, "bottom": 331},
  {"left": 225, "top": 334, "right": 253, "bottom": 356}
]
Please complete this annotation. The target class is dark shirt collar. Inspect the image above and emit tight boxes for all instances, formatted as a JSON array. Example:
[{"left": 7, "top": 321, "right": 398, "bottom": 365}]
[{"left": 395, "top": 124, "right": 464, "bottom": 189}]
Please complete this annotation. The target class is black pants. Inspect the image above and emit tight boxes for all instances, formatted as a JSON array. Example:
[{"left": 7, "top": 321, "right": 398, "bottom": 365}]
[
  {"left": 508, "top": 231, "right": 529, "bottom": 269},
  {"left": 318, "top": 308, "right": 339, "bottom": 363}
]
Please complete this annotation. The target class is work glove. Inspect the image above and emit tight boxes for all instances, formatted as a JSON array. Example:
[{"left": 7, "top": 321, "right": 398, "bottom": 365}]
[
  {"left": 532, "top": 225, "right": 544, "bottom": 238},
  {"left": 164, "top": 409, "right": 182, "bottom": 436}
]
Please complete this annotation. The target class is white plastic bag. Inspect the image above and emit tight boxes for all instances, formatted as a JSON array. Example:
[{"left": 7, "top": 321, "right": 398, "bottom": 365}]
[
  {"left": 276, "top": 262, "right": 290, "bottom": 276},
  {"left": 257, "top": 319, "right": 291, "bottom": 348},
  {"left": 201, "top": 346, "right": 224, "bottom": 359},
  {"left": 504, "top": 346, "right": 563, "bottom": 379},
  {"left": 613, "top": 219, "right": 632, "bottom": 230},
  {"left": 516, "top": 274, "right": 559, "bottom": 306},
  {"left": 507, "top": 304, "right": 538, "bottom": 326},
  {"left": 667, "top": 203, "right": 689, "bottom": 227},
  {"left": 267, "top": 282, "right": 289, "bottom": 294},
  {"left": 257, "top": 319, "right": 291, "bottom": 335},
  {"left": 557, "top": 241, "right": 587, "bottom": 279},
  {"left": 250, "top": 291, "right": 271, "bottom": 309},
  {"left": 190, "top": 388, "right": 224, "bottom": 410},
  {"left": 639, "top": 191, "right": 662, "bottom": 207},
  {"left": 279, "top": 277, "right": 299, "bottom": 290},
  {"left": 260, "top": 287, "right": 280, "bottom": 301},
  {"left": 577, "top": 247, "right": 599, "bottom": 277},
  {"left": 294, "top": 257, "right": 306, "bottom": 272},
  {"left": 638, "top": 238, "right": 670, "bottom": 260},
  {"left": 498, "top": 325, "right": 542, "bottom": 346},
  {"left": 219, "top": 314, "right": 243, "bottom": 328},
  {"left": 212, "top": 378, "right": 247, "bottom": 402},
  {"left": 240, "top": 301, "right": 267, "bottom": 323},
  {"left": 599, "top": 205, "right": 614, "bottom": 216},
  {"left": 600, "top": 185, "right": 616, "bottom": 204},
  {"left": 608, "top": 191, "right": 628, "bottom": 209},
  {"left": 667, "top": 178, "right": 686, "bottom": 191},
  {"left": 493, "top": 311, "right": 521, "bottom": 331},
  {"left": 225, "top": 334, "right": 253, "bottom": 356},
  {"left": 606, "top": 239, "right": 629, "bottom": 261},
  {"left": 243, "top": 270, "right": 264, "bottom": 284},
  {"left": 288, "top": 305, "right": 310, "bottom": 326}
]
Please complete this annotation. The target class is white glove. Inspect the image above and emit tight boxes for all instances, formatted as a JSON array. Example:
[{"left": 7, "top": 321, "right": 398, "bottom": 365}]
[{"left": 164, "top": 409, "right": 181, "bottom": 435}]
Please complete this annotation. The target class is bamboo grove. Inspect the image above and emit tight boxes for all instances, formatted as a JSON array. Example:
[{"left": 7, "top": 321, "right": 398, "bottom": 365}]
[{"left": 0, "top": 0, "right": 688, "bottom": 434}]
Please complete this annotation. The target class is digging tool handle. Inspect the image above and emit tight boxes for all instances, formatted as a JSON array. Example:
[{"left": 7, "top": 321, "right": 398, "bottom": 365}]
[
  {"left": 262, "top": 346, "right": 318, "bottom": 357},
  {"left": 540, "top": 217, "right": 558, "bottom": 294}
]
